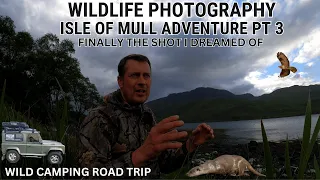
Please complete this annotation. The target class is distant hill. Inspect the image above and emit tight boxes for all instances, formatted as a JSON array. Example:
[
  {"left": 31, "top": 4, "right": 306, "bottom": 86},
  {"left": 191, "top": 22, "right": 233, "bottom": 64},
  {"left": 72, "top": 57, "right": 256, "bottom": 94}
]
[{"left": 146, "top": 85, "right": 320, "bottom": 123}]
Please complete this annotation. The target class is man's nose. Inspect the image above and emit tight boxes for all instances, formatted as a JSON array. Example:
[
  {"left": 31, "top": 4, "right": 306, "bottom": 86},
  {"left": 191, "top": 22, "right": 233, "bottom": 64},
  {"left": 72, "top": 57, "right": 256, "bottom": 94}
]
[{"left": 137, "top": 75, "right": 147, "bottom": 85}]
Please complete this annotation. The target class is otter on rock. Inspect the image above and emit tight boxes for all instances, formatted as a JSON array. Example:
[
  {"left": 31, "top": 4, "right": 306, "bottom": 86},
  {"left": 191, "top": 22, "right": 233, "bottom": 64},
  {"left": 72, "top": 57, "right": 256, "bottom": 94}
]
[{"left": 186, "top": 155, "right": 266, "bottom": 177}]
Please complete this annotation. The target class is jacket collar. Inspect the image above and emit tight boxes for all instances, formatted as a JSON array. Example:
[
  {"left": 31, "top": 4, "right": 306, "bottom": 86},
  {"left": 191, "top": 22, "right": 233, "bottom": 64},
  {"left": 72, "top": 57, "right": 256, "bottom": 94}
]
[{"left": 106, "top": 89, "right": 147, "bottom": 113}]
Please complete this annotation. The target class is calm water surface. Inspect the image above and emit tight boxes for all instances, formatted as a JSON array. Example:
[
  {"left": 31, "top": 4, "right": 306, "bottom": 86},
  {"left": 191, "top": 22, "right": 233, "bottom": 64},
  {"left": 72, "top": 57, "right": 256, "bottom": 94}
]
[{"left": 179, "top": 114, "right": 320, "bottom": 145}]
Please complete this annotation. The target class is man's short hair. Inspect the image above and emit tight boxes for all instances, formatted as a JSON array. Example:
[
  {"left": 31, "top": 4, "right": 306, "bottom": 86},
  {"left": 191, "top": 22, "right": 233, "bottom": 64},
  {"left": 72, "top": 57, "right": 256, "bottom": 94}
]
[{"left": 118, "top": 54, "right": 151, "bottom": 77}]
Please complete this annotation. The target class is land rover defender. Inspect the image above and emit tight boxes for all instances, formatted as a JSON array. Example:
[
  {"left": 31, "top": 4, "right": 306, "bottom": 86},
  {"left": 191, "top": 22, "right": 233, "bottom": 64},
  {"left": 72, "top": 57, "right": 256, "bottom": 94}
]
[{"left": 1, "top": 122, "right": 65, "bottom": 165}]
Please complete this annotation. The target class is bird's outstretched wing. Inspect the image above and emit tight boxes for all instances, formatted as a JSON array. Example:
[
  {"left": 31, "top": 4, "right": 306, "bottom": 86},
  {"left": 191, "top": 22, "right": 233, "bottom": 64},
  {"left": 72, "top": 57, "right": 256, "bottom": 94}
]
[
  {"left": 279, "top": 69, "right": 290, "bottom": 77},
  {"left": 277, "top": 52, "right": 290, "bottom": 67}
]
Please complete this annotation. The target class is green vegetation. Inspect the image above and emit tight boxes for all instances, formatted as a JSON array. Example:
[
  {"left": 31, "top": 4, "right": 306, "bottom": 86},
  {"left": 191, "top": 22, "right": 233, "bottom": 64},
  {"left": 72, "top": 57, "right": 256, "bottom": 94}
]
[
  {"left": 0, "top": 14, "right": 103, "bottom": 153},
  {"left": 0, "top": 15, "right": 103, "bottom": 129},
  {"left": 260, "top": 119, "right": 274, "bottom": 178}
]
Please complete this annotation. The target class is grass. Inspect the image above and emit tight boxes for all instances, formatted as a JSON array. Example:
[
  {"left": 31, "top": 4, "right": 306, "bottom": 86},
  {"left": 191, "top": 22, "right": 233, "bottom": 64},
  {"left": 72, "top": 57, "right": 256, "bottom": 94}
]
[
  {"left": 1, "top": 79, "right": 320, "bottom": 179},
  {"left": 260, "top": 119, "right": 274, "bottom": 178}
]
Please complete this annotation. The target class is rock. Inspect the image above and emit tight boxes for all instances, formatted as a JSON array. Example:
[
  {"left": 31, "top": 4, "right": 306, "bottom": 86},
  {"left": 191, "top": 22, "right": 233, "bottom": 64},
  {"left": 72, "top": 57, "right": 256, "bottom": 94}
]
[
  {"left": 248, "top": 158, "right": 255, "bottom": 164},
  {"left": 191, "top": 159, "right": 205, "bottom": 165},
  {"left": 249, "top": 140, "right": 258, "bottom": 146},
  {"left": 307, "top": 169, "right": 315, "bottom": 173},
  {"left": 256, "top": 168, "right": 264, "bottom": 173}
]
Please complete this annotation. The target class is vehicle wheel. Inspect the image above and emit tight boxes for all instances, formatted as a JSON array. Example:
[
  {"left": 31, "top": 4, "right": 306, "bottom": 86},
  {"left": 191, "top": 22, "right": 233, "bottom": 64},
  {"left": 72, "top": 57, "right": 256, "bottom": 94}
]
[
  {"left": 6, "top": 150, "right": 20, "bottom": 163},
  {"left": 47, "top": 151, "right": 63, "bottom": 165}
]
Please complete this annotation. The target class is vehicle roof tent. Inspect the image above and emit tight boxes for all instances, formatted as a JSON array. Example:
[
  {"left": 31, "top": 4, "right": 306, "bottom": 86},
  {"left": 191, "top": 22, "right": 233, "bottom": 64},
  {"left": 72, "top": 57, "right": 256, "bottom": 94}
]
[
  {"left": 2, "top": 122, "right": 29, "bottom": 129},
  {"left": 1, "top": 121, "right": 36, "bottom": 133}
]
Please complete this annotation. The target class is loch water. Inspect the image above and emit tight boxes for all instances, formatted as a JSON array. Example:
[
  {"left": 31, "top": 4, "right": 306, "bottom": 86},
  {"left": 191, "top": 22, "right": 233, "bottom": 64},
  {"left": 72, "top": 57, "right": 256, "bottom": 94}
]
[{"left": 180, "top": 114, "right": 320, "bottom": 145}]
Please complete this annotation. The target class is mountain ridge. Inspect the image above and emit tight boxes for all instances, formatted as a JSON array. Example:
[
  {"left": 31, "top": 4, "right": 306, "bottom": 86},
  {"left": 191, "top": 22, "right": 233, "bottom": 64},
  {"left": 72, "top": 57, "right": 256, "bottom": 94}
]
[{"left": 146, "top": 84, "right": 320, "bottom": 123}]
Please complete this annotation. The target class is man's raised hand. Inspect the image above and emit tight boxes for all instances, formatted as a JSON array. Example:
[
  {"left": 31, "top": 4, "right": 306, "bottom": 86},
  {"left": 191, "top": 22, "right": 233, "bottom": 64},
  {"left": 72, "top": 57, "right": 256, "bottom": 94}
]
[{"left": 132, "top": 115, "right": 187, "bottom": 167}]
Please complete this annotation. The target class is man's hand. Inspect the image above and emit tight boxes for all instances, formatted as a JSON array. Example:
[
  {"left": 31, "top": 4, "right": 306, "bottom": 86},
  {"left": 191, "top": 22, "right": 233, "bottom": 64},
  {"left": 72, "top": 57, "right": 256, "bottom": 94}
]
[
  {"left": 132, "top": 115, "right": 187, "bottom": 167},
  {"left": 186, "top": 123, "right": 214, "bottom": 152}
]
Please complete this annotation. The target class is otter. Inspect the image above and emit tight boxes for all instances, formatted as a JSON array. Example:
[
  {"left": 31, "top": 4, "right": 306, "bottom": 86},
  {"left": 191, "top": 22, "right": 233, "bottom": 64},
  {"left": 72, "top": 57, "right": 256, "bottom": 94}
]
[{"left": 186, "top": 154, "right": 266, "bottom": 177}]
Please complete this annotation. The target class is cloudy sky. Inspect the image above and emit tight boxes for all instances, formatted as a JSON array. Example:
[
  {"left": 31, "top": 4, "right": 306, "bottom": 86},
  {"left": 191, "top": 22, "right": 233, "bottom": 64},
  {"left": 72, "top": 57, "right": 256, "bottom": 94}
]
[{"left": 1, "top": 0, "right": 319, "bottom": 101}]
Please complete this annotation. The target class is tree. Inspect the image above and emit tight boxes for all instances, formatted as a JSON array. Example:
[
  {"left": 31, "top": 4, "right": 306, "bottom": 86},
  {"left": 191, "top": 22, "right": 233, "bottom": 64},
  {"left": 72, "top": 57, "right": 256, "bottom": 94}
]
[{"left": 0, "top": 16, "right": 102, "bottom": 132}]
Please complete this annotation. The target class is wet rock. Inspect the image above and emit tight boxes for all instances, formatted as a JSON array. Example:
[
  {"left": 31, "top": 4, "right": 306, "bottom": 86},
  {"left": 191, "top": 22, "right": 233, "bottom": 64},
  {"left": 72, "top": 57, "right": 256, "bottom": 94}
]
[
  {"left": 212, "top": 150, "right": 218, "bottom": 154},
  {"left": 248, "top": 158, "right": 254, "bottom": 164},
  {"left": 307, "top": 169, "right": 315, "bottom": 173},
  {"left": 248, "top": 140, "right": 258, "bottom": 151}
]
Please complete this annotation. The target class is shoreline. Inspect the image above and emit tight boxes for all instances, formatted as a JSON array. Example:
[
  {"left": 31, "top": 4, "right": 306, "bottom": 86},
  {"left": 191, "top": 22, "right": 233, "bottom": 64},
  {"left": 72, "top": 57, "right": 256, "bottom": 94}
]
[{"left": 179, "top": 113, "right": 320, "bottom": 124}]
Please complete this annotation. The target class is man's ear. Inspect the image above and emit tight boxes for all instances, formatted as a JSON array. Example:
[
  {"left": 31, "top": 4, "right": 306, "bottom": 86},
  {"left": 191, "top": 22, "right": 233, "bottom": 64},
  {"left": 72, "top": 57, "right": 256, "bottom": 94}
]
[
  {"left": 103, "top": 95, "right": 108, "bottom": 103},
  {"left": 117, "top": 76, "right": 124, "bottom": 88}
]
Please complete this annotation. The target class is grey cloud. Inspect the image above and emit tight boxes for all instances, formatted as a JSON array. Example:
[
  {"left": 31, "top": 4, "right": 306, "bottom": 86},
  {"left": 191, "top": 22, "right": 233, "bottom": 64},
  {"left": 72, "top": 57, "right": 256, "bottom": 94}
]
[
  {"left": 0, "top": 1, "right": 26, "bottom": 31},
  {"left": 144, "top": 0, "right": 320, "bottom": 99},
  {"left": 228, "top": 83, "right": 256, "bottom": 95},
  {"left": 90, "top": 77, "right": 119, "bottom": 95}
]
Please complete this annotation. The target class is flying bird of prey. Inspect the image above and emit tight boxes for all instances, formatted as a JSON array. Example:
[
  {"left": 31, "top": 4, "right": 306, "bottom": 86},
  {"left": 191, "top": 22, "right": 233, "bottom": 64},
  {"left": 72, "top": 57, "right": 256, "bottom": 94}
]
[{"left": 277, "top": 52, "right": 297, "bottom": 78}]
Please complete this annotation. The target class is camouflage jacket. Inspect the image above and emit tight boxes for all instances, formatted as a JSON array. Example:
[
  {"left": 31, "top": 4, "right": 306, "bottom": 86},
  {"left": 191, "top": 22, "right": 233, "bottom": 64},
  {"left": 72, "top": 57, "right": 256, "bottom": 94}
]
[{"left": 77, "top": 89, "right": 193, "bottom": 179}]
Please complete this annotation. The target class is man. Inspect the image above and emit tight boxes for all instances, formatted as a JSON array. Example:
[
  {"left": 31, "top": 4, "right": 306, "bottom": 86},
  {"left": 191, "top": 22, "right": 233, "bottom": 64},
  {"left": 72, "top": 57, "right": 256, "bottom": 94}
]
[{"left": 78, "top": 54, "right": 214, "bottom": 179}]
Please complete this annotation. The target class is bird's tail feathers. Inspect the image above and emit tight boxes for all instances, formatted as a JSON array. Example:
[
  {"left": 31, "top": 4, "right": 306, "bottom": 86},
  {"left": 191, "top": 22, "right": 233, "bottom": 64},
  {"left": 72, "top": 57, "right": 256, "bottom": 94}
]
[{"left": 289, "top": 67, "right": 297, "bottom": 73}]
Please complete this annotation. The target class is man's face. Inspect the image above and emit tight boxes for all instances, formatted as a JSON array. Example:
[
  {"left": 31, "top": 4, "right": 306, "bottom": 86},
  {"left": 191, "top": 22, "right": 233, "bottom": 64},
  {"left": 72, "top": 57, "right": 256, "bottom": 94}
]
[{"left": 118, "top": 59, "right": 151, "bottom": 104}]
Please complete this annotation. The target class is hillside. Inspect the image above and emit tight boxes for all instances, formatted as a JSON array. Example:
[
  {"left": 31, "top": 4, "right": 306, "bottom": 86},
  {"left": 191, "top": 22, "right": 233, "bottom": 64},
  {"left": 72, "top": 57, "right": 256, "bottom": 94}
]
[{"left": 147, "top": 85, "right": 320, "bottom": 123}]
